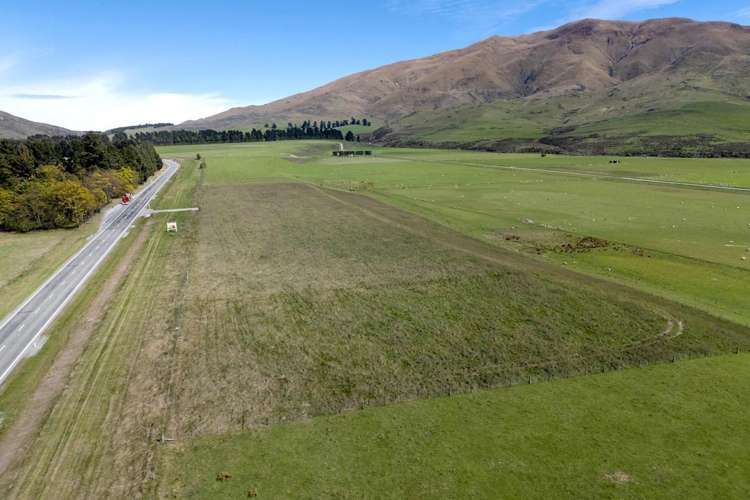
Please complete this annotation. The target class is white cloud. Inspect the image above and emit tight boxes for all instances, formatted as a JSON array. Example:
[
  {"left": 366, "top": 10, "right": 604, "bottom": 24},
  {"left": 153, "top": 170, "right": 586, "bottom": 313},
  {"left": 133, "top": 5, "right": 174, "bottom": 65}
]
[
  {"left": 738, "top": 6, "right": 750, "bottom": 19},
  {"left": 0, "top": 73, "right": 233, "bottom": 131},
  {"left": 574, "top": 0, "right": 679, "bottom": 20}
]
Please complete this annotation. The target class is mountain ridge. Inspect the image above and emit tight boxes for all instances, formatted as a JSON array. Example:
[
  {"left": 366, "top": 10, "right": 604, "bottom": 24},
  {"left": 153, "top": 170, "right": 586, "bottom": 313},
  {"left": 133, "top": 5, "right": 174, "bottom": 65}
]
[
  {"left": 0, "top": 111, "right": 77, "bottom": 139},
  {"left": 182, "top": 17, "right": 750, "bottom": 124},
  {"left": 179, "top": 17, "right": 750, "bottom": 155}
]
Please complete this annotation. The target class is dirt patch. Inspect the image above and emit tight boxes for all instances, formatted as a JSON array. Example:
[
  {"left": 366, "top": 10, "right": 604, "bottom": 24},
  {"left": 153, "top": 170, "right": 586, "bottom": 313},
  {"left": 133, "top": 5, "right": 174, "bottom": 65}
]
[
  {"left": 603, "top": 470, "right": 634, "bottom": 485},
  {"left": 555, "top": 236, "right": 612, "bottom": 253},
  {"left": 0, "top": 222, "right": 153, "bottom": 476}
]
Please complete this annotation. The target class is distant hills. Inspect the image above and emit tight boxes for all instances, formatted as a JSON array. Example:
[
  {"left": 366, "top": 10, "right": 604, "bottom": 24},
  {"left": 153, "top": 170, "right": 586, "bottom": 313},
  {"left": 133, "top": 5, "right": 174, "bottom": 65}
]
[
  {"left": 183, "top": 18, "right": 750, "bottom": 155},
  {"left": 0, "top": 111, "right": 77, "bottom": 139}
]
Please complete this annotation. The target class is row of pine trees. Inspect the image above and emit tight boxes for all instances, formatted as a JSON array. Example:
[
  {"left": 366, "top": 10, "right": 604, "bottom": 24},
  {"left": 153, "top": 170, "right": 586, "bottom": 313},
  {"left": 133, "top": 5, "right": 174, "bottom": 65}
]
[{"left": 134, "top": 118, "right": 371, "bottom": 145}]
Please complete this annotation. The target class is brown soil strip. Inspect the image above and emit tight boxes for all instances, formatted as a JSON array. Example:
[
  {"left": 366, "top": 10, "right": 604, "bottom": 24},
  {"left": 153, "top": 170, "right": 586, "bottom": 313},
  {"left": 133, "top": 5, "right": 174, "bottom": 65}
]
[{"left": 0, "top": 222, "right": 153, "bottom": 476}]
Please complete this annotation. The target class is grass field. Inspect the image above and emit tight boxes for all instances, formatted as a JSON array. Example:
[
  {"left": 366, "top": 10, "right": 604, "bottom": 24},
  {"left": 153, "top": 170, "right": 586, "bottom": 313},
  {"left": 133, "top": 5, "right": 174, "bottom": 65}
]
[
  {"left": 163, "top": 352, "right": 750, "bottom": 499},
  {"left": 2, "top": 143, "right": 749, "bottom": 498},
  {"left": 159, "top": 141, "right": 750, "bottom": 326}
]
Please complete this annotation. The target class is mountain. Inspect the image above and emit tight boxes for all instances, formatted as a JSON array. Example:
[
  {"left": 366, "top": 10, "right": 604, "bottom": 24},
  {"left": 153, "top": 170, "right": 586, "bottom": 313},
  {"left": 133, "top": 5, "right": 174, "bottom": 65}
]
[
  {"left": 0, "top": 111, "right": 77, "bottom": 139},
  {"left": 182, "top": 18, "right": 750, "bottom": 155}
]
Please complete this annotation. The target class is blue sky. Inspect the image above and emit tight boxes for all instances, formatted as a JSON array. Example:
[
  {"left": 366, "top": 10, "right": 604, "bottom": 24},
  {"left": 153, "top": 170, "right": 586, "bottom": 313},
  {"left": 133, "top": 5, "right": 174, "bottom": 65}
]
[{"left": 1, "top": 0, "right": 748, "bottom": 130}]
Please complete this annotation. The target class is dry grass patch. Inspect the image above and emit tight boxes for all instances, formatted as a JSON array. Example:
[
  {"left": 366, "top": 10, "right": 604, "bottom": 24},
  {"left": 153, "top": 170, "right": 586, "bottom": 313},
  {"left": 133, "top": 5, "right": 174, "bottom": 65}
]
[{"left": 167, "top": 183, "right": 750, "bottom": 437}]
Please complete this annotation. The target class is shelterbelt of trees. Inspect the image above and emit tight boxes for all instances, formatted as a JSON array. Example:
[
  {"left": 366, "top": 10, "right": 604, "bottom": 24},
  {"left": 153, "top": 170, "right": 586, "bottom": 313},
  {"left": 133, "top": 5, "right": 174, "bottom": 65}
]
[
  {"left": 134, "top": 118, "right": 371, "bottom": 145},
  {"left": 0, "top": 133, "right": 161, "bottom": 232}
]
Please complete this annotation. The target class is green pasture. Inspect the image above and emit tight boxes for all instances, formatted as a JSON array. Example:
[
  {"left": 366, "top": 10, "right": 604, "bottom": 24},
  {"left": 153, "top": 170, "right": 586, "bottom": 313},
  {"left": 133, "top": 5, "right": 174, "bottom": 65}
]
[
  {"left": 164, "top": 352, "right": 750, "bottom": 499},
  {"left": 159, "top": 141, "right": 750, "bottom": 325}
]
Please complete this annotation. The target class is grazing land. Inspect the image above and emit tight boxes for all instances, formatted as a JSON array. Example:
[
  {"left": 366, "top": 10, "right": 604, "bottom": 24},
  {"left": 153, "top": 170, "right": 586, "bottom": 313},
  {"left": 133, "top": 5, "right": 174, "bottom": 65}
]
[
  {"left": 160, "top": 142, "right": 750, "bottom": 325},
  {"left": 164, "top": 352, "right": 750, "bottom": 499},
  {"left": 1, "top": 142, "right": 748, "bottom": 498}
]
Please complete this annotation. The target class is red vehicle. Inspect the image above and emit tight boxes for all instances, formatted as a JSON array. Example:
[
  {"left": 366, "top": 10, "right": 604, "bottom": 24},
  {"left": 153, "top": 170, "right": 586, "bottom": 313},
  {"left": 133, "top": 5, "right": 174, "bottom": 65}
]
[{"left": 121, "top": 194, "right": 130, "bottom": 205}]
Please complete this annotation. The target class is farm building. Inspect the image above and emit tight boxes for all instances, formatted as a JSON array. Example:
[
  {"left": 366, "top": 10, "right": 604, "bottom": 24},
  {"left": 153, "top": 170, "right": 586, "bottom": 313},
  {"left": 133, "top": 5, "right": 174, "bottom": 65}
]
[{"left": 332, "top": 150, "right": 372, "bottom": 157}]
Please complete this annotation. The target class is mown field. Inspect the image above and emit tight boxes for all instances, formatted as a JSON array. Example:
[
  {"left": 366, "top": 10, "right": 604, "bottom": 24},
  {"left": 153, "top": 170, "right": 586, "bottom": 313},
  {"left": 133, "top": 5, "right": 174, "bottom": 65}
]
[{"left": 2, "top": 142, "right": 749, "bottom": 498}]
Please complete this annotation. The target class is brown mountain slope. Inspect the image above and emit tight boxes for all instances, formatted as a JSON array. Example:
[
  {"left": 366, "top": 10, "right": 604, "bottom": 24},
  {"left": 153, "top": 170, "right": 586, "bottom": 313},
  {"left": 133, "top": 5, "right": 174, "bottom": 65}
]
[
  {"left": 182, "top": 17, "right": 750, "bottom": 131},
  {"left": 0, "top": 111, "right": 76, "bottom": 139}
]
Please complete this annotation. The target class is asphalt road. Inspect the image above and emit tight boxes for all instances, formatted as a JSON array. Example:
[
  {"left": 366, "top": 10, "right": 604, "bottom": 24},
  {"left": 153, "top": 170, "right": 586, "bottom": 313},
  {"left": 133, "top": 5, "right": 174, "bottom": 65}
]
[{"left": 0, "top": 160, "right": 178, "bottom": 386}]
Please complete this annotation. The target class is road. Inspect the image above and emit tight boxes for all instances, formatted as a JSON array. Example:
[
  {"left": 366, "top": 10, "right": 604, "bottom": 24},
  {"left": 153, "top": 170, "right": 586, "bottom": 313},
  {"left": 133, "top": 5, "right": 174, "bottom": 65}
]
[{"left": 0, "top": 159, "right": 179, "bottom": 386}]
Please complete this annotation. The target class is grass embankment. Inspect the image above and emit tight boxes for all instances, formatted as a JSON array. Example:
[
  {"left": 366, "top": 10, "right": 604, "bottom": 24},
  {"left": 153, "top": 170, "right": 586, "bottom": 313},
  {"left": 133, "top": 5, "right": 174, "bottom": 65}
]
[
  {"left": 164, "top": 352, "right": 750, "bottom": 499},
  {"left": 159, "top": 142, "right": 750, "bottom": 326}
]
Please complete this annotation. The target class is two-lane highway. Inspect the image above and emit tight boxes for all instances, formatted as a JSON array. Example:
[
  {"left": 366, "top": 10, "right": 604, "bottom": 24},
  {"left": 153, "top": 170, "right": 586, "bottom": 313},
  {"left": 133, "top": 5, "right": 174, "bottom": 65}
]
[{"left": 0, "top": 159, "right": 179, "bottom": 386}]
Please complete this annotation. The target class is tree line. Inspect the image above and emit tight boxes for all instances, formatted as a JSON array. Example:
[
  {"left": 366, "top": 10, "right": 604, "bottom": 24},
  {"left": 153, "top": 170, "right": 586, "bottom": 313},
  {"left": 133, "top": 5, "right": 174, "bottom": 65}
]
[
  {"left": 0, "top": 133, "right": 161, "bottom": 232},
  {"left": 134, "top": 117, "right": 371, "bottom": 145},
  {"left": 106, "top": 122, "right": 174, "bottom": 135}
]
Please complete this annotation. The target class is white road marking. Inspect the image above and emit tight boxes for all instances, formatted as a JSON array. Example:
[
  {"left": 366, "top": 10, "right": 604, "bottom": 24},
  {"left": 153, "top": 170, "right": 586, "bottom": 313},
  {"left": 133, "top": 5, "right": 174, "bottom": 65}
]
[{"left": 0, "top": 345, "right": 5, "bottom": 353}]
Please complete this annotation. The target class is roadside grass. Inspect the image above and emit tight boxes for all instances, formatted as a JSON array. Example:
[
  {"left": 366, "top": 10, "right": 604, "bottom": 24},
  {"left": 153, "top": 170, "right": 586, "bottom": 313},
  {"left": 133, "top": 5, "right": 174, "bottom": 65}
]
[
  {"left": 162, "top": 352, "right": 750, "bottom": 499},
  {"left": 0, "top": 159, "right": 202, "bottom": 499},
  {"left": 0, "top": 214, "right": 101, "bottom": 319},
  {"left": 151, "top": 158, "right": 201, "bottom": 209},
  {"left": 0, "top": 217, "right": 138, "bottom": 440},
  {"left": 0, "top": 160, "right": 186, "bottom": 322}
]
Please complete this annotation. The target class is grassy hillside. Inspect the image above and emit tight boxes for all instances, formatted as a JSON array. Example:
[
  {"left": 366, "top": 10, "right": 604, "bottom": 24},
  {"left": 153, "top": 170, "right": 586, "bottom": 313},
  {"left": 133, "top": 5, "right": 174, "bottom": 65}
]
[
  {"left": 163, "top": 352, "right": 750, "bottom": 499},
  {"left": 379, "top": 85, "right": 750, "bottom": 155},
  {"left": 0, "top": 111, "right": 75, "bottom": 139}
]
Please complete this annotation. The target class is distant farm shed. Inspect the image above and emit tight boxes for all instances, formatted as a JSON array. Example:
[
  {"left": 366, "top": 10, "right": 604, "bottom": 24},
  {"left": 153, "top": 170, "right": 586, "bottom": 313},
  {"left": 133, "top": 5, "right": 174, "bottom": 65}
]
[{"left": 332, "top": 150, "right": 372, "bottom": 157}]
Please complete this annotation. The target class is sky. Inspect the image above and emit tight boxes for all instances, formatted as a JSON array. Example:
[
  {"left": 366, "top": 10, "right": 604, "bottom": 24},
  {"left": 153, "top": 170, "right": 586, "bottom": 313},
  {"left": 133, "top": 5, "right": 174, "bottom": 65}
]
[{"left": 1, "top": 0, "right": 748, "bottom": 130}]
